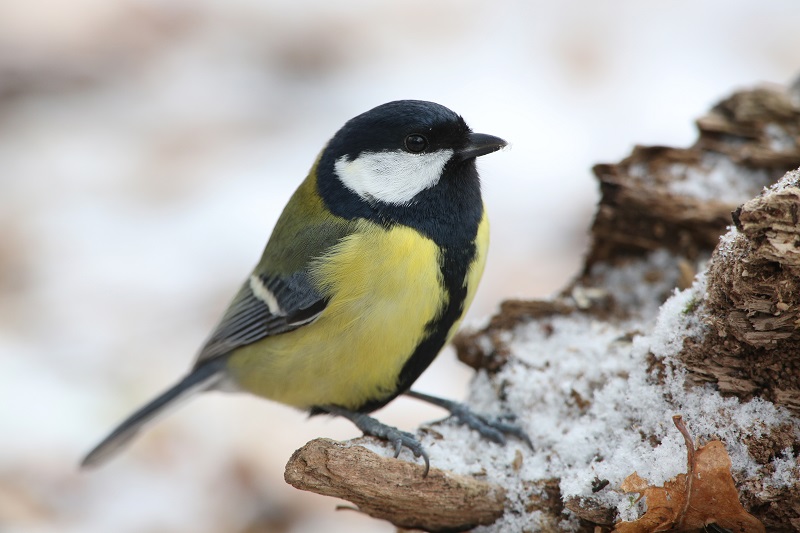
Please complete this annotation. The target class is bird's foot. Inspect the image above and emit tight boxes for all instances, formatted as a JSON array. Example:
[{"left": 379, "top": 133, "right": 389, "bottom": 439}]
[
  {"left": 406, "top": 390, "right": 533, "bottom": 449},
  {"left": 320, "top": 405, "right": 430, "bottom": 476}
]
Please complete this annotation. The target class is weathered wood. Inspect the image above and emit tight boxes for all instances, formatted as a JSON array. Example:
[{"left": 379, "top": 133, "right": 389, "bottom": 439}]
[
  {"left": 284, "top": 438, "right": 506, "bottom": 532},
  {"left": 681, "top": 170, "right": 800, "bottom": 413},
  {"left": 584, "top": 85, "right": 800, "bottom": 281}
]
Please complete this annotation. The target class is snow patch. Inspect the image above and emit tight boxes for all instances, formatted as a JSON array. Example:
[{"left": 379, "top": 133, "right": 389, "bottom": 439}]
[
  {"left": 412, "top": 251, "right": 797, "bottom": 531},
  {"left": 668, "top": 153, "right": 773, "bottom": 203}
]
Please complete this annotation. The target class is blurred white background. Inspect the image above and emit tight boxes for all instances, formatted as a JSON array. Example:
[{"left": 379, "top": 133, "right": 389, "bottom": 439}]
[{"left": 1, "top": 1, "right": 798, "bottom": 531}]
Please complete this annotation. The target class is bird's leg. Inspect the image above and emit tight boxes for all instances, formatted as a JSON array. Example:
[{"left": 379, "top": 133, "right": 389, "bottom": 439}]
[
  {"left": 405, "top": 390, "right": 533, "bottom": 449},
  {"left": 320, "top": 405, "right": 430, "bottom": 476}
]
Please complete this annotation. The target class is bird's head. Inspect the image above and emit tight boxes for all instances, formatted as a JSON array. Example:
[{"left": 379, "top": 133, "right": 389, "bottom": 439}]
[{"left": 316, "top": 100, "right": 506, "bottom": 222}]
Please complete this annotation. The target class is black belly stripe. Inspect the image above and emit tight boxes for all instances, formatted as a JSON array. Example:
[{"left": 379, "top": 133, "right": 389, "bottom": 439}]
[{"left": 354, "top": 242, "right": 475, "bottom": 413}]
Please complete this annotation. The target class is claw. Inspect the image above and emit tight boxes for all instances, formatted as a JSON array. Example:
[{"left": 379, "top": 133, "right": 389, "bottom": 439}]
[
  {"left": 320, "top": 405, "right": 431, "bottom": 476},
  {"left": 501, "top": 420, "right": 533, "bottom": 449},
  {"left": 393, "top": 438, "right": 403, "bottom": 458},
  {"left": 406, "top": 390, "right": 534, "bottom": 450}
]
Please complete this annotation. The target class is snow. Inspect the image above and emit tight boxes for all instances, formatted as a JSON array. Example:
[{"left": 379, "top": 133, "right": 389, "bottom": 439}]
[
  {"left": 764, "top": 123, "right": 797, "bottom": 152},
  {"left": 716, "top": 225, "right": 744, "bottom": 260},
  {"left": 588, "top": 249, "right": 685, "bottom": 315},
  {"left": 767, "top": 167, "right": 800, "bottom": 192},
  {"left": 771, "top": 452, "right": 800, "bottom": 489},
  {"left": 365, "top": 251, "right": 798, "bottom": 531},
  {"left": 668, "top": 153, "right": 774, "bottom": 203}
]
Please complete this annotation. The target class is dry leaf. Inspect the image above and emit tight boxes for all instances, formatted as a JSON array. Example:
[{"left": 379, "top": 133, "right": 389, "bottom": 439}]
[{"left": 614, "top": 416, "right": 765, "bottom": 533}]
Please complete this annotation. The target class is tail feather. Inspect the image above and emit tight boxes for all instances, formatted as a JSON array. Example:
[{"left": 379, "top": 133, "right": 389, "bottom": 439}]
[{"left": 81, "top": 359, "right": 226, "bottom": 468}]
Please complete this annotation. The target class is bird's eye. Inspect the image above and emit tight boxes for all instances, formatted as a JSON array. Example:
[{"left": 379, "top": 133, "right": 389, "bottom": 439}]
[{"left": 404, "top": 134, "right": 428, "bottom": 153}]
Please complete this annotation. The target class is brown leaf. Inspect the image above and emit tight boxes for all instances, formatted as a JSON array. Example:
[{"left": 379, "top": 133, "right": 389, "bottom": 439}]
[{"left": 614, "top": 416, "right": 765, "bottom": 533}]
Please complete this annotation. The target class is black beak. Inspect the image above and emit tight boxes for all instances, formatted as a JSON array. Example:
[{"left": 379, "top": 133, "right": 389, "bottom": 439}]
[{"left": 457, "top": 132, "right": 507, "bottom": 161}]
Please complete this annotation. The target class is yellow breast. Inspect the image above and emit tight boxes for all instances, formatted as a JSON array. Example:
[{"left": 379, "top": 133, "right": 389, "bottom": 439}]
[{"left": 226, "top": 219, "right": 446, "bottom": 410}]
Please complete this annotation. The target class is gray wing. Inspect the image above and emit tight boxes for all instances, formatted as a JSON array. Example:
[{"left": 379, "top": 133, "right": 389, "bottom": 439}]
[{"left": 195, "top": 271, "right": 327, "bottom": 363}]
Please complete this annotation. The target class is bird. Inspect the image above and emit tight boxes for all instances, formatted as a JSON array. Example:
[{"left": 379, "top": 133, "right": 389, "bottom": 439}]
[{"left": 81, "top": 100, "right": 529, "bottom": 473}]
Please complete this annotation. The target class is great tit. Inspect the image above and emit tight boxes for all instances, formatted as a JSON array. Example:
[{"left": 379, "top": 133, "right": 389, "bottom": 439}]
[{"left": 82, "top": 100, "right": 527, "bottom": 473}]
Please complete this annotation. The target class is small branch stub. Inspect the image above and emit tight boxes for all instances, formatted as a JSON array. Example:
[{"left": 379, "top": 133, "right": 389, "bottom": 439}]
[{"left": 284, "top": 438, "right": 506, "bottom": 532}]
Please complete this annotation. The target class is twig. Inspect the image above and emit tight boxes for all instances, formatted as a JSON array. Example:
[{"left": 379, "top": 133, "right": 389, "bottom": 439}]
[{"left": 673, "top": 415, "right": 696, "bottom": 529}]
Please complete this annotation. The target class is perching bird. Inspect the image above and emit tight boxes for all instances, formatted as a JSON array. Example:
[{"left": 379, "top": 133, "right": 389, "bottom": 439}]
[{"left": 82, "top": 100, "right": 528, "bottom": 473}]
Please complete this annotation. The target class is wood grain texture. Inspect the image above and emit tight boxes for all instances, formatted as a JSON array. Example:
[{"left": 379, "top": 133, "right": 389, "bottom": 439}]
[{"left": 284, "top": 438, "right": 506, "bottom": 532}]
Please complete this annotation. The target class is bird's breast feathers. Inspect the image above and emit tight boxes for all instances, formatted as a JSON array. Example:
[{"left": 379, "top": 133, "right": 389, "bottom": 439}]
[{"left": 227, "top": 213, "right": 489, "bottom": 410}]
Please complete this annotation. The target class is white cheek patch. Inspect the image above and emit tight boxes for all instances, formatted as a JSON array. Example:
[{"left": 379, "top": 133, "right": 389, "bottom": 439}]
[{"left": 334, "top": 149, "right": 454, "bottom": 205}]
